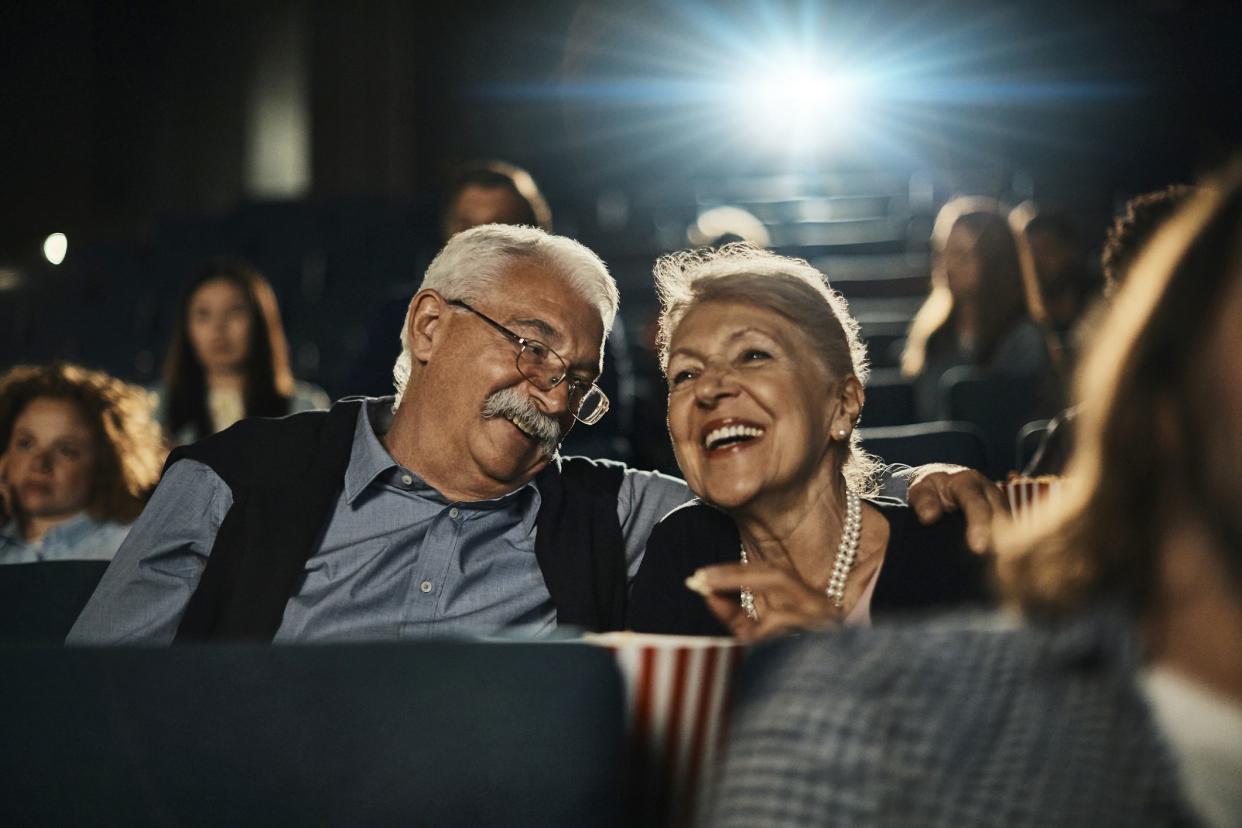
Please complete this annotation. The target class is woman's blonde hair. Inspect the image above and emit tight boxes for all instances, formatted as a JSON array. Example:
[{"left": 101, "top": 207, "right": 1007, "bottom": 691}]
[
  {"left": 996, "top": 159, "right": 1242, "bottom": 617},
  {"left": 654, "top": 243, "right": 882, "bottom": 497},
  {"left": 0, "top": 363, "right": 167, "bottom": 523}
]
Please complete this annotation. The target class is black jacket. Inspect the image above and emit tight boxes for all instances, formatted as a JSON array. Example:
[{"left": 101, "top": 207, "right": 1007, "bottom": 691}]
[{"left": 628, "top": 497, "right": 991, "bottom": 635}]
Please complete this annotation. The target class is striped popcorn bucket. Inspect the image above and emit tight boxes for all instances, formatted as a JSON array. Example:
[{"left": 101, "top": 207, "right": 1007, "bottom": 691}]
[
  {"left": 1004, "top": 475, "right": 1067, "bottom": 527},
  {"left": 586, "top": 633, "right": 745, "bottom": 827}
]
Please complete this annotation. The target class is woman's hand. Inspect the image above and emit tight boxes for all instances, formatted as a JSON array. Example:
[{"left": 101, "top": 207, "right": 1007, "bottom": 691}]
[{"left": 686, "top": 562, "right": 841, "bottom": 643}]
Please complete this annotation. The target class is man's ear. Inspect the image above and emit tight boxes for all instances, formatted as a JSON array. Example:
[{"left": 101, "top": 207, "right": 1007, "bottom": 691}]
[{"left": 408, "top": 289, "right": 448, "bottom": 364}]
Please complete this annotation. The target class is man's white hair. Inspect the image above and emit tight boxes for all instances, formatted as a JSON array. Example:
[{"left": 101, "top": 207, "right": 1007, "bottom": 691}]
[{"left": 392, "top": 224, "right": 619, "bottom": 406}]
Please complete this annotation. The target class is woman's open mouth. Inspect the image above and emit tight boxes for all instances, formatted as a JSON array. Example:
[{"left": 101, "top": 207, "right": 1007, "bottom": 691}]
[{"left": 701, "top": 419, "right": 766, "bottom": 453}]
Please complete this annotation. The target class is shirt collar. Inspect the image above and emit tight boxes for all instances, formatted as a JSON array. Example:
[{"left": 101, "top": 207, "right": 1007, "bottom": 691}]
[
  {"left": 342, "top": 398, "right": 544, "bottom": 531},
  {"left": 343, "top": 399, "right": 402, "bottom": 504}
]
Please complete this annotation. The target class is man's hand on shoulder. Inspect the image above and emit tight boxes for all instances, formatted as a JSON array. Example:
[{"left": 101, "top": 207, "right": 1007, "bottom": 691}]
[{"left": 904, "top": 464, "right": 1008, "bottom": 554}]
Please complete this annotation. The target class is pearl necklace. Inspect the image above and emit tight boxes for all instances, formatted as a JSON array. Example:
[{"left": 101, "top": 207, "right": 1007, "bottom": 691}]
[{"left": 739, "top": 491, "right": 863, "bottom": 622}]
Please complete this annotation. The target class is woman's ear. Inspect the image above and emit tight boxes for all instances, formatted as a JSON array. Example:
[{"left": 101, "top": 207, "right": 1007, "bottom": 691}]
[
  {"left": 830, "top": 375, "right": 864, "bottom": 438},
  {"left": 407, "top": 290, "right": 447, "bottom": 364}
]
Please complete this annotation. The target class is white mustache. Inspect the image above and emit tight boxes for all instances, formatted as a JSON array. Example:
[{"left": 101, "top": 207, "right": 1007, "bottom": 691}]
[{"left": 481, "top": 387, "right": 562, "bottom": 458}]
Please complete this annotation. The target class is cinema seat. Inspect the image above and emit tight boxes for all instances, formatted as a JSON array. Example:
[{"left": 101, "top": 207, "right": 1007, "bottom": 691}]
[
  {"left": 0, "top": 560, "right": 108, "bottom": 643},
  {"left": 860, "top": 421, "right": 989, "bottom": 472},
  {"left": 1, "top": 641, "right": 624, "bottom": 827}
]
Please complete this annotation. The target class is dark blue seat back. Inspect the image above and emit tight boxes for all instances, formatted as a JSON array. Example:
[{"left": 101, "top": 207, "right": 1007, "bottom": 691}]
[
  {"left": 860, "top": 372, "right": 917, "bottom": 428},
  {"left": 1, "top": 641, "right": 624, "bottom": 827},
  {"left": 0, "top": 561, "right": 108, "bottom": 643},
  {"left": 940, "top": 368, "right": 1049, "bottom": 478},
  {"left": 1017, "top": 419, "right": 1052, "bottom": 474},
  {"left": 860, "top": 421, "right": 989, "bottom": 472}
]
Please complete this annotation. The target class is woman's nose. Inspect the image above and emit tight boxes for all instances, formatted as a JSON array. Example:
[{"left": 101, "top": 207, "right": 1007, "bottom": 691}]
[
  {"left": 694, "top": 363, "right": 739, "bottom": 404},
  {"left": 33, "top": 449, "right": 54, "bottom": 472}
]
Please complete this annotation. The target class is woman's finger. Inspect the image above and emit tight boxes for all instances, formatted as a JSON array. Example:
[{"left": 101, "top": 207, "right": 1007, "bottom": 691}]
[{"left": 690, "top": 562, "right": 818, "bottom": 596}]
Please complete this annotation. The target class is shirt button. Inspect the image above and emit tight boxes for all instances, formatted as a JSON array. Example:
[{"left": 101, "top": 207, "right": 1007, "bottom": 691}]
[
  {"left": 400, "top": 474, "right": 413, "bottom": 486},
  {"left": 448, "top": 507, "right": 460, "bottom": 519},
  {"left": 420, "top": 580, "right": 433, "bottom": 593}
]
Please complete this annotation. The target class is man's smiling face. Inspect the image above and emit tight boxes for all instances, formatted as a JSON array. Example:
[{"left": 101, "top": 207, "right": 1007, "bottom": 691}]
[{"left": 426, "top": 258, "right": 605, "bottom": 492}]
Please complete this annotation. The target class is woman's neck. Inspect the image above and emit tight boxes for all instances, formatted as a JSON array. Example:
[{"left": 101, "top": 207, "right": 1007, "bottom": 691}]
[
  {"left": 205, "top": 370, "right": 245, "bottom": 392},
  {"left": 1145, "top": 519, "right": 1242, "bottom": 702},
  {"left": 22, "top": 511, "right": 82, "bottom": 543},
  {"left": 733, "top": 471, "right": 851, "bottom": 584}
]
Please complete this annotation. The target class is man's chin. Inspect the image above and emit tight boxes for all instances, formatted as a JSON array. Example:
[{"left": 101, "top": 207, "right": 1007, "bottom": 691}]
[
  {"left": 479, "top": 421, "right": 556, "bottom": 479},
  {"left": 489, "top": 416, "right": 559, "bottom": 459}
]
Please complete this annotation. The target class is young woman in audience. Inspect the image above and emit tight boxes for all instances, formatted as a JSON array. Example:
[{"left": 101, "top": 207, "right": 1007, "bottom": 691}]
[
  {"left": 901, "top": 196, "right": 1056, "bottom": 419},
  {"left": 627, "top": 245, "right": 990, "bottom": 640},
  {"left": 0, "top": 363, "right": 165, "bottom": 564},
  {"left": 706, "top": 160, "right": 1242, "bottom": 827},
  {"left": 157, "top": 258, "right": 329, "bottom": 445}
]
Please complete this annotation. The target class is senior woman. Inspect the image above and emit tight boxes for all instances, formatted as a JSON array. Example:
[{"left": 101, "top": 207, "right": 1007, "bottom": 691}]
[{"left": 628, "top": 245, "right": 990, "bottom": 640}]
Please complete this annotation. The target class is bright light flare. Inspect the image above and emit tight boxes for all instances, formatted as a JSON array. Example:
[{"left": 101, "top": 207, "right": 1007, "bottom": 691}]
[
  {"left": 43, "top": 233, "right": 68, "bottom": 266},
  {"left": 738, "top": 61, "right": 868, "bottom": 150}
]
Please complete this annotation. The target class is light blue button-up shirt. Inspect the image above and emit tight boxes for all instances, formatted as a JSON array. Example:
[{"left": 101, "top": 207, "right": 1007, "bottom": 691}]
[
  {"left": 68, "top": 400, "right": 691, "bottom": 644},
  {"left": 0, "top": 513, "right": 130, "bottom": 565}
]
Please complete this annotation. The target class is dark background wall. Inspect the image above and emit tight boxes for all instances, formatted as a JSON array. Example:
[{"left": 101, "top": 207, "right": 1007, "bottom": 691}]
[{"left": 2, "top": 0, "right": 1239, "bottom": 394}]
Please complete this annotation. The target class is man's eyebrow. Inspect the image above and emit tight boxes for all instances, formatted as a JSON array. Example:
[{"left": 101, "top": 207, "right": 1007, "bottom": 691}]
[{"left": 509, "top": 315, "right": 600, "bottom": 378}]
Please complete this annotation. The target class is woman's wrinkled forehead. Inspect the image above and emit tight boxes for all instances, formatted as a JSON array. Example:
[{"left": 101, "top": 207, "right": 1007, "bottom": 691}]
[{"left": 667, "top": 298, "right": 833, "bottom": 374}]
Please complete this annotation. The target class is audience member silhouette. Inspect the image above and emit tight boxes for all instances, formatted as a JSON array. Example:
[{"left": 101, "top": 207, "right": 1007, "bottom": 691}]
[
  {"left": 1102, "top": 184, "right": 1197, "bottom": 295},
  {"left": 441, "top": 160, "right": 553, "bottom": 237},
  {"left": 156, "top": 258, "right": 328, "bottom": 445},
  {"left": 1009, "top": 202, "right": 1098, "bottom": 349},
  {"left": 1024, "top": 184, "right": 1195, "bottom": 476},
  {"left": 0, "top": 363, "right": 165, "bottom": 564},
  {"left": 901, "top": 196, "right": 1055, "bottom": 419}
]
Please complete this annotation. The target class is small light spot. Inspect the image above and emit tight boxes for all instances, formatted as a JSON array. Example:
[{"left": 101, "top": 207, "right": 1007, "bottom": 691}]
[{"left": 43, "top": 233, "right": 68, "bottom": 266}]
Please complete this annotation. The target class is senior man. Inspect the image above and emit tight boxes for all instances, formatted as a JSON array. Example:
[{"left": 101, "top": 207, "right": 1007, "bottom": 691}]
[{"left": 69, "top": 225, "right": 995, "bottom": 644}]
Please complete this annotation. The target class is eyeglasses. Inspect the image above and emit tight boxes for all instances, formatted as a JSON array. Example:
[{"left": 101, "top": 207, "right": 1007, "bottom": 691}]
[{"left": 448, "top": 299, "right": 610, "bottom": 426}]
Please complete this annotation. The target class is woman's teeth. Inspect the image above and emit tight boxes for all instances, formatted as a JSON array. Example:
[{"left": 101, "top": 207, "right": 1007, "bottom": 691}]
[{"left": 704, "top": 424, "right": 765, "bottom": 450}]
